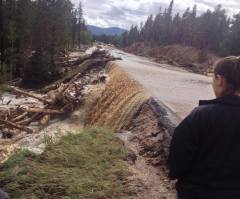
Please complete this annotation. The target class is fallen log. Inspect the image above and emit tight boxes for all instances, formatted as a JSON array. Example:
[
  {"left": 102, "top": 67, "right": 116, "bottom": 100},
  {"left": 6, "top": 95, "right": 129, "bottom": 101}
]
[
  {"left": 56, "top": 54, "right": 92, "bottom": 67},
  {"left": 60, "top": 103, "right": 74, "bottom": 112},
  {"left": 62, "top": 72, "right": 82, "bottom": 94},
  {"left": 11, "top": 112, "right": 28, "bottom": 122},
  {"left": 9, "top": 86, "right": 51, "bottom": 104},
  {"left": 0, "top": 49, "right": 116, "bottom": 142},
  {"left": 23, "top": 108, "right": 64, "bottom": 114},
  {"left": 40, "top": 57, "right": 114, "bottom": 93},
  {"left": 16, "top": 114, "right": 40, "bottom": 125},
  {"left": 0, "top": 119, "right": 34, "bottom": 134}
]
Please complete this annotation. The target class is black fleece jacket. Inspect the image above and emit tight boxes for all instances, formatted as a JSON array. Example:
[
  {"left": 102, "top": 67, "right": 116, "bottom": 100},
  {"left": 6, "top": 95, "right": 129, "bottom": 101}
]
[{"left": 168, "top": 95, "right": 240, "bottom": 199}]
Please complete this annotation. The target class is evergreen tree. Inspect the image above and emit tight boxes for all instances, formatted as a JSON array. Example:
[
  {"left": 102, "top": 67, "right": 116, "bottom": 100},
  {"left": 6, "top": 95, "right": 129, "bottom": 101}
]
[
  {"left": 142, "top": 15, "right": 153, "bottom": 42},
  {"left": 0, "top": 0, "right": 89, "bottom": 84},
  {"left": 0, "top": 0, "right": 5, "bottom": 66},
  {"left": 119, "top": 1, "right": 238, "bottom": 56},
  {"left": 77, "top": 2, "right": 83, "bottom": 48},
  {"left": 221, "top": 13, "right": 240, "bottom": 55},
  {"left": 128, "top": 25, "right": 139, "bottom": 45},
  {"left": 15, "top": 0, "right": 33, "bottom": 77},
  {"left": 71, "top": 9, "right": 77, "bottom": 48},
  {"left": 121, "top": 31, "right": 129, "bottom": 47}
]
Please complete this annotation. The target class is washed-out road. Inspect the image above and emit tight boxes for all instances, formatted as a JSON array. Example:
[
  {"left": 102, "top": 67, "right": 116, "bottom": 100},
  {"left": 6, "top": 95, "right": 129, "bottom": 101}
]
[{"left": 110, "top": 48, "right": 215, "bottom": 120}]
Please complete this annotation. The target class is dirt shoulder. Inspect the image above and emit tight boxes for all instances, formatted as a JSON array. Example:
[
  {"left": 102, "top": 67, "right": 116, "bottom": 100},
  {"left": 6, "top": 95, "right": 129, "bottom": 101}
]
[
  {"left": 125, "top": 42, "right": 220, "bottom": 75},
  {"left": 87, "top": 62, "right": 177, "bottom": 198},
  {"left": 118, "top": 102, "right": 176, "bottom": 199}
]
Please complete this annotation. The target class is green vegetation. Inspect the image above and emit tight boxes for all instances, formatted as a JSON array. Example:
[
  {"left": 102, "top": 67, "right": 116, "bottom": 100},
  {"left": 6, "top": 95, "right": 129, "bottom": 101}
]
[
  {"left": 0, "top": 0, "right": 93, "bottom": 85},
  {"left": 94, "top": 34, "right": 123, "bottom": 47},
  {"left": 0, "top": 128, "right": 133, "bottom": 199},
  {"left": 80, "top": 30, "right": 93, "bottom": 45},
  {"left": 97, "top": 1, "right": 240, "bottom": 57}
]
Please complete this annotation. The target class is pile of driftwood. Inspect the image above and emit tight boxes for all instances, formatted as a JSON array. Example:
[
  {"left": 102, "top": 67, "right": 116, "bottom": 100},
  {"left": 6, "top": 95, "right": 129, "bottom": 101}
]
[{"left": 0, "top": 48, "right": 118, "bottom": 140}]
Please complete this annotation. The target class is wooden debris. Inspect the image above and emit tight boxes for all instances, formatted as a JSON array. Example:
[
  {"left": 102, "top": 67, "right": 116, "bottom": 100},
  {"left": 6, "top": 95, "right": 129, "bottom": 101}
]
[
  {"left": 23, "top": 108, "right": 64, "bottom": 114},
  {"left": 9, "top": 86, "right": 51, "bottom": 104},
  {"left": 11, "top": 112, "right": 28, "bottom": 122},
  {"left": 0, "top": 48, "right": 115, "bottom": 141},
  {"left": 40, "top": 57, "right": 114, "bottom": 93},
  {"left": 17, "top": 112, "right": 42, "bottom": 125},
  {"left": 0, "top": 119, "right": 34, "bottom": 134}
]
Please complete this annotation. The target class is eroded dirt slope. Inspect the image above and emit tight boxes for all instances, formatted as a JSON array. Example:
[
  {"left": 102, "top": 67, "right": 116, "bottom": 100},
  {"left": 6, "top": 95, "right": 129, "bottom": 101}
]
[
  {"left": 86, "top": 62, "right": 176, "bottom": 198},
  {"left": 120, "top": 102, "right": 176, "bottom": 199},
  {"left": 125, "top": 42, "right": 219, "bottom": 74}
]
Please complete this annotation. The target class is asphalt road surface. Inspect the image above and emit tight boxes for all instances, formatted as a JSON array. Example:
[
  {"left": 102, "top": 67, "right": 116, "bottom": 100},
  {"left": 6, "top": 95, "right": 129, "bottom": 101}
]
[{"left": 110, "top": 48, "right": 215, "bottom": 119}]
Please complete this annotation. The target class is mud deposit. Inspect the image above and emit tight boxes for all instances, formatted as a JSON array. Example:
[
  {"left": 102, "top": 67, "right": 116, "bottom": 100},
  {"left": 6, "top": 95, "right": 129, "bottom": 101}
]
[
  {"left": 86, "top": 62, "right": 176, "bottom": 198},
  {"left": 117, "top": 102, "right": 176, "bottom": 199}
]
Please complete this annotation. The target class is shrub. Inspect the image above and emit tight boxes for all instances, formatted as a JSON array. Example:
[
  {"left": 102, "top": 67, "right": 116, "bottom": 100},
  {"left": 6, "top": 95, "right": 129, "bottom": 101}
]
[{"left": 23, "top": 51, "right": 51, "bottom": 88}]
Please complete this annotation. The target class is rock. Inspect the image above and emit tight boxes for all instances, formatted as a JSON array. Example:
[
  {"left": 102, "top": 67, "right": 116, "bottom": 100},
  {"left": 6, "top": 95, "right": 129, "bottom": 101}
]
[
  {"left": 127, "top": 148, "right": 137, "bottom": 165},
  {"left": 116, "top": 130, "right": 135, "bottom": 142}
]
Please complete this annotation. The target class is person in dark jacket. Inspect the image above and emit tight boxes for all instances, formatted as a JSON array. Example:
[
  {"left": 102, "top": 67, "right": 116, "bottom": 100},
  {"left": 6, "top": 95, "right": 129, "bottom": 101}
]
[{"left": 168, "top": 56, "right": 240, "bottom": 199}]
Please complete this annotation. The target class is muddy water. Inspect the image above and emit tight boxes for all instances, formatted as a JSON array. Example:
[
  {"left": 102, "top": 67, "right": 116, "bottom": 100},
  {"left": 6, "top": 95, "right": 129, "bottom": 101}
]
[
  {"left": 109, "top": 48, "right": 214, "bottom": 119},
  {"left": 86, "top": 63, "right": 149, "bottom": 130},
  {"left": 1, "top": 92, "right": 44, "bottom": 109}
]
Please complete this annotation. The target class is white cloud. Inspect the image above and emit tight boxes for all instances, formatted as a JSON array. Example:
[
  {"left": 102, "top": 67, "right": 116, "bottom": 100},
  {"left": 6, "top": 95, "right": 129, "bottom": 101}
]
[{"left": 72, "top": 0, "right": 240, "bottom": 29}]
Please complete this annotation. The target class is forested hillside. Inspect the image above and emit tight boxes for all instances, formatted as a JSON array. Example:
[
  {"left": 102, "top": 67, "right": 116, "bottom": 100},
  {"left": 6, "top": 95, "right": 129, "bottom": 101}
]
[
  {"left": 0, "top": 0, "right": 92, "bottom": 85},
  {"left": 87, "top": 25, "right": 126, "bottom": 36},
  {"left": 99, "top": 0, "right": 240, "bottom": 57}
]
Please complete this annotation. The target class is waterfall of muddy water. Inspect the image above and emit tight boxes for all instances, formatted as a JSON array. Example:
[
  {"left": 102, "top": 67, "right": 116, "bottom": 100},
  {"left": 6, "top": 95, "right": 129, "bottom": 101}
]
[
  {"left": 86, "top": 62, "right": 149, "bottom": 130},
  {"left": 85, "top": 62, "right": 176, "bottom": 198},
  {"left": 82, "top": 60, "right": 175, "bottom": 198}
]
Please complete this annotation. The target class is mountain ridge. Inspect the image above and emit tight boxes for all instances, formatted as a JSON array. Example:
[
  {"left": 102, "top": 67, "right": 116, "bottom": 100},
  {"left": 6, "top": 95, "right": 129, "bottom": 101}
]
[{"left": 87, "top": 25, "right": 127, "bottom": 36}]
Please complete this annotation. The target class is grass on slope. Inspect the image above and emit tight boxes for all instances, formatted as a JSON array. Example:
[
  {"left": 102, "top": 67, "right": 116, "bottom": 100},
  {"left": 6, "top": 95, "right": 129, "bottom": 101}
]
[{"left": 0, "top": 128, "right": 133, "bottom": 199}]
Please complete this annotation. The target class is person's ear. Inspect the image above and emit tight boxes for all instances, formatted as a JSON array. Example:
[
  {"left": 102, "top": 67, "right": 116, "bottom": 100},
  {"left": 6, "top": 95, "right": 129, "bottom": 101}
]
[{"left": 214, "top": 74, "right": 224, "bottom": 86}]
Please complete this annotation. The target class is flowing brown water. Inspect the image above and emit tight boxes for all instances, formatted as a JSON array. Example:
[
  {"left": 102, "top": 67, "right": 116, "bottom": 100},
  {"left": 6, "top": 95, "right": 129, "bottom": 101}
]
[
  {"left": 86, "top": 62, "right": 149, "bottom": 130},
  {"left": 84, "top": 62, "right": 176, "bottom": 198}
]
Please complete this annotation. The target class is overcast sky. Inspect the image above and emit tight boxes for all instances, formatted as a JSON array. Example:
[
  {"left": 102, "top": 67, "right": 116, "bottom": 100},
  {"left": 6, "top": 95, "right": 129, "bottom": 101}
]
[{"left": 73, "top": 0, "right": 240, "bottom": 29}]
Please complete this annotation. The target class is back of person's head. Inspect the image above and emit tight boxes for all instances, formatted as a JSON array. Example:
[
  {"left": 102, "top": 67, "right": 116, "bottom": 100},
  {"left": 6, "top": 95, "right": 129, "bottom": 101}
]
[{"left": 214, "top": 56, "right": 240, "bottom": 94}]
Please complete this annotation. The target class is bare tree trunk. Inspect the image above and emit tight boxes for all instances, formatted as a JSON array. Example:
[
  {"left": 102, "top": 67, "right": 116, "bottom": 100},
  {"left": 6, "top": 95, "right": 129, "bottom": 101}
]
[
  {"left": 50, "top": 25, "right": 56, "bottom": 75},
  {"left": 0, "top": 0, "right": 5, "bottom": 71},
  {"left": 78, "top": 22, "right": 81, "bottom": 48}
]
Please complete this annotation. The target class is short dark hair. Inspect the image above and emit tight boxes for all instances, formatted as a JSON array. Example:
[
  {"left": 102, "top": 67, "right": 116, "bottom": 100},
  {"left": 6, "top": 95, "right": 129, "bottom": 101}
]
[{"left": 214, "top": 56, "right": 240, "bottom": 92}]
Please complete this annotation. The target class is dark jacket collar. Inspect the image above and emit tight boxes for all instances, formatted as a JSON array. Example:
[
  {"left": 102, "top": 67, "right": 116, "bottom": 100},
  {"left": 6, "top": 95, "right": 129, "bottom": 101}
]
[{"left": 199, "top": 95, "right": 240, "bottom": 106}]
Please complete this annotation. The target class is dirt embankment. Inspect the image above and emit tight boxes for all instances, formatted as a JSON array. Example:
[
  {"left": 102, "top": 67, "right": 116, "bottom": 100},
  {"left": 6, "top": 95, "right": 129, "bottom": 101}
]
[
  {"left": 86, "top": 62, "right": 176, "bottom": 199},
  {"left": 121, "top": 101, "right": 176, "bottom": 199},
  {"left": 125, "top": 42, "right": 220, "bottom": 74}
]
